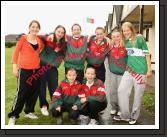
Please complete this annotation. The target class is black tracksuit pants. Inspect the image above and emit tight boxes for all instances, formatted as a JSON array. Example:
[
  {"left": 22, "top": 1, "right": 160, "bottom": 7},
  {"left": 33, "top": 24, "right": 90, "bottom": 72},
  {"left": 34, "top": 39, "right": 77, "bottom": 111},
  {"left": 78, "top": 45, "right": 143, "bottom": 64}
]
[
  {"left": 39, "top": 66, "right": 58, "bottom": 109},
  {"left": 8, "top": 68, "right": 40, "bottom": 118}
]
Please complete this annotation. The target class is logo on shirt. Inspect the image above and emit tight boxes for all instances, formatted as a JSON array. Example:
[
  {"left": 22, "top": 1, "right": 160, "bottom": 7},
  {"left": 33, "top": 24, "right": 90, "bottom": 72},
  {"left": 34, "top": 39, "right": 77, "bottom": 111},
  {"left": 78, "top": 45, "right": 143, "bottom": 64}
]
[{"left": 127, "top": 49, "right": 134, "bottom": 55}]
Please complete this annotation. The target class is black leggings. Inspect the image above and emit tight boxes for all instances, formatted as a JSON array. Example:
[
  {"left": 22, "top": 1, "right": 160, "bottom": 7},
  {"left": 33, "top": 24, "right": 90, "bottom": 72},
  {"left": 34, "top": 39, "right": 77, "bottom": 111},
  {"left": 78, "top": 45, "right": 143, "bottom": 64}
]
[
  {"left": 52, "top": 104, "right": 79, "bottom": 120},
  {"left": 80, "top": 100, "right": 107, "bottom": 120},
  {"left": 39, "top": 66, "right": 58, "bottom": 109}
]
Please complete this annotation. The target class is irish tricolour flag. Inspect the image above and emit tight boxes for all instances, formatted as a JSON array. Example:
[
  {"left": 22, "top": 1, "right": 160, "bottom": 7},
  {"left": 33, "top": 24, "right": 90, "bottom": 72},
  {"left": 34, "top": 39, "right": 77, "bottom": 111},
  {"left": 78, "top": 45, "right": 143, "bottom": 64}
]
[{"left": 86, "top": 17, "right": 94, "bottom": 24}]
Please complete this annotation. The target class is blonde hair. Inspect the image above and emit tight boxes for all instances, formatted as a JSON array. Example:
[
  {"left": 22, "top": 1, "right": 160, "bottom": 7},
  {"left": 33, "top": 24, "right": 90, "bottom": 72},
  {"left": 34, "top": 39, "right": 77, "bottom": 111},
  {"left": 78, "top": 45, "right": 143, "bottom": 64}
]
[
  {"left": 111, "top": 28, "right": 124, "bottom": 47},
  {"left": 121, "top": 22, "right": 136, "bottom": 47}
]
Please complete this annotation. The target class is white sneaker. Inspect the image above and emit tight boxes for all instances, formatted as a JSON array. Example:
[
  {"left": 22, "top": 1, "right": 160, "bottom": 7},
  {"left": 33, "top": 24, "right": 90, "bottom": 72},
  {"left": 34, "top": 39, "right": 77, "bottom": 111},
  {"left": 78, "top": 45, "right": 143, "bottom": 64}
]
[
  {"left": 24, "top": 113, "right": 38, "bottom": 119},
  {"left": 110, "top": 109, "right": 116, "bottom": 115},
  {"left": 8, "top": 117, "right": 16, "bottom": 125},
  {"left": 88, "top": 119, "right": 99, "bottom": 125},
  {"left": 117, "top": 111, "right": 121, "bottom": 116},
  {"left": 129, "top": 118, "right": 137, "bottom": 124},
  {"left": 41, "top": 106, "right": 49, "bottom": 116},
  {"left": 78, "top": 115, "right": 90, "bottom": 125}
]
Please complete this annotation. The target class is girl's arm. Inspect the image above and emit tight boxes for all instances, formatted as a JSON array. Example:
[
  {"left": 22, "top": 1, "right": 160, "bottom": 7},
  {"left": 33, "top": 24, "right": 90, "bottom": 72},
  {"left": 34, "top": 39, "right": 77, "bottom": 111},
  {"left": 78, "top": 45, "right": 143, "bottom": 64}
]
[
  {"left": 12, "top": 37, "right": 24, "bottom": 77},
  {"left": 104, "top": 36, "right": 111, "bottom": 46},
  {"left": 52, "top": 85, "right": 63, "bottom": 109},
  {"left": 146, "top": 54, "right": 152, "bottom": 78}
]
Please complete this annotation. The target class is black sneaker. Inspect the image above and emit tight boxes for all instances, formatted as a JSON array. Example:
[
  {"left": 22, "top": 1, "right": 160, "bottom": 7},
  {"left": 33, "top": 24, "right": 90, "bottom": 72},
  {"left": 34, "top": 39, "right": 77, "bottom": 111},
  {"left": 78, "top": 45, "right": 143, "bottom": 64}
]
[
  {"left": 113, "top": 115, "right": 129, "bottom": 122},
  {"left": 129, "top": 118, "right": 137, "bottom": 124}
]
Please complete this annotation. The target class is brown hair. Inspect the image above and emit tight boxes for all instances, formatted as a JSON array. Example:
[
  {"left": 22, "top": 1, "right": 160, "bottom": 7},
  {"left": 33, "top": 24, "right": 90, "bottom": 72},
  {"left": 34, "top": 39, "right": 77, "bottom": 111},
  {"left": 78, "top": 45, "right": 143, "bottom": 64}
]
[
  {"left": 85, "top": 66, "right": 96, "bottom": 75},
  {"left": 53, "top": 25, "right": 66, "bottom": 45},
  {"left": 29, "top": 20, "right": 41, "bottom": 29},
  {"left": 71, "top": 23, "right": 81, "bottom": 31},
  {"left": 66, "top": 68, "right": 77, "bottom": 75},
  {"left": 121, "top": 22, "right": 136, "bottom": 47},
  {"left": 95, "top": 27, "right": 105, "bottom": 33}
]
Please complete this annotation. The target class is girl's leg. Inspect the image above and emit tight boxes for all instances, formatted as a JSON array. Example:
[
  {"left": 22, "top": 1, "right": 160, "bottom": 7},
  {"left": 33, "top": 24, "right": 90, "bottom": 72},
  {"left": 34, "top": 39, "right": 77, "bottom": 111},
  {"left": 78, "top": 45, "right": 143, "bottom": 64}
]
[
  {"left": 69, "top": 110, "right": 79, "bottom": 120},
  {"left": 39, "top": 69, "right": 48, "bottom": 108},
  {"left": 131, "top": 75, "right": 146, "bottom": 120},
  {"left": 47, "top": 67, "right": 58, "bottom": 102},
  {"left": 88, "top": 100, "right": 107, "bottom": 121},
  {"left": 110, "top": 72, "right": 122, "bottom": 112},
  {"left": 52, "top": 108, "right": 62, "bottom": 118},
  {"left": 8, "top": 69, "right": 31, "bottom": 118},
  {"left": 96, "top": 63, "right": 106, "bottom": 83},
  {"left": 24, "top": 69, "right": 41, "bottom": 114},
  {"left": 118, "top": 71, "right": 133, "bottom": 120}
]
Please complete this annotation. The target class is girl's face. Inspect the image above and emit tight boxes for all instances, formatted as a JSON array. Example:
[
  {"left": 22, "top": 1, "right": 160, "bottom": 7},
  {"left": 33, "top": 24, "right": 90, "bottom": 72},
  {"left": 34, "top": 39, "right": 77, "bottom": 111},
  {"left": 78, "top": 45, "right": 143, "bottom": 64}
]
[
  {"left": 55, "top": 27, "right": 65, "bottom": 41},
  {"left": 96, "top": 29, "right": 105, "bottom": 40},
  {"left": 112, "top": 31, "right": 121, "bottom": 44},
  {"left": 85, "top": 68, "right": 96, "bottom": 82},
  {"left": 29, "top": 22, "right": 40, "bottom": 35},
  {"left": 66, "top": 70, "right": 77, "bottom": 84},
  {"left": 122, "top": 26, "right": 132, "bottom": 39},
  {"left": 72, "top": 25, "right": 81, "bottom": 37}
]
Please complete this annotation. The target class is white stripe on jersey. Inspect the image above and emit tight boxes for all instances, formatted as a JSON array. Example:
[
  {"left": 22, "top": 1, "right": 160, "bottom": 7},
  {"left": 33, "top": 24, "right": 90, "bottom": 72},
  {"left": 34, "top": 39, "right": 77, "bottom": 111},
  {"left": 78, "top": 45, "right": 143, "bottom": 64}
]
[{"left": 126, "top": 48, "right": 149, "bottom": 57}]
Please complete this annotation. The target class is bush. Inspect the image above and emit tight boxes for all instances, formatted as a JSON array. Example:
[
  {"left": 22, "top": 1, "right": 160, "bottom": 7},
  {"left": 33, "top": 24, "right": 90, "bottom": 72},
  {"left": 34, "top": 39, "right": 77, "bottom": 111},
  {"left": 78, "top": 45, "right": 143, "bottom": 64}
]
[{"left": 5, "top": 42, "right": 16, "bottom": 48}]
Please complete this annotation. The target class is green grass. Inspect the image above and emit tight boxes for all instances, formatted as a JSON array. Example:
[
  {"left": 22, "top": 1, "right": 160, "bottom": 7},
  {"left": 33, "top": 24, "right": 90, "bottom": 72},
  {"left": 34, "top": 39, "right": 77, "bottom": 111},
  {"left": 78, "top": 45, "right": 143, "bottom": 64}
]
[
  {"left": 5, "top": 47, "right": 72, "bottom": 125},
  {"left": 142, "top": 92, "right": 155, "bottom": 116}
]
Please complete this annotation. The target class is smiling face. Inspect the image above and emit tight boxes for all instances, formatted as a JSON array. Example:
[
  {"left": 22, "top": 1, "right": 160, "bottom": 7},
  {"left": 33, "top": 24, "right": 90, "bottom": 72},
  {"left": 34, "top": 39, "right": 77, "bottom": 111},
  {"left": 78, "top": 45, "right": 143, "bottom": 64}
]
[
  {"left": 29, "top": 21, "right": 40, "bottom": 35},
  {"left": 95, "top": 28, "right": 105, "bottom": 41},
  {"left": 55, "top": 27, "right": 65, "bottom": 41},
  {"left": 122, "top": 26, "right": 132, "bottom": 39},
  {"left": 72, "top": 24, "right": 81, "bottom": 38},
  {"left": 66, "top": 69, "right": 77, "bottom": 84},
  {"left": 112, "top": 31, "right": 121, "bottom": 44},
  {"left": 85, "top": 68, "right": 96, "bottom": 82}
]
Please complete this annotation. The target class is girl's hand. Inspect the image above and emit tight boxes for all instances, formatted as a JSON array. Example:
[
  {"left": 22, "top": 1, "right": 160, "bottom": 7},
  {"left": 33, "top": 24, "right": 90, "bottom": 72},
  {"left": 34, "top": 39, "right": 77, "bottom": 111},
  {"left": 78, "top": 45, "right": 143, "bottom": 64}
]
[
  {"left": 13, "top": 64, "right": 19, "bottom": 77},
  {"left": 56, "top": 107, "right": 61, "bottom": 112},
  {"left": 146, "top": 70, "right": 152, "bottom": 78},
  {"left": 78, "top": 94, "right": 85, "bottom": 98},
  {"left": 81, "top": 97, "right": 87, "bottom": 103},
  {"left": 72, "top": 105, "right": 78, "bottom": 110},
  {"left": 104, "top": 36, "right": 111, "bottom": 45}
]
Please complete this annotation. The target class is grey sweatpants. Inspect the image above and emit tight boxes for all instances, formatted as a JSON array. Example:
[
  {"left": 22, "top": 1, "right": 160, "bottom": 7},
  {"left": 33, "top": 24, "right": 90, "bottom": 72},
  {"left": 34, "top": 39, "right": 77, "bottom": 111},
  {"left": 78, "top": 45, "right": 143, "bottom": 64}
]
[
  {"left": 109, "top": 71, "right": 122, "bottom": 111},
  {"left": 118, "top": 71, "right": 146, "bottom": 120}
]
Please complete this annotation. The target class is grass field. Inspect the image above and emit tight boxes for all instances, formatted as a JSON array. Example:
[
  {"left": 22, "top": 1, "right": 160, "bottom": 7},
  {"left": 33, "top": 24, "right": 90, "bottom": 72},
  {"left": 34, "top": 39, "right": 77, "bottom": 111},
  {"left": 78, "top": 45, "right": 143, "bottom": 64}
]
[{"left": 5, "top": 47, "right": 155, "bottom": 125}]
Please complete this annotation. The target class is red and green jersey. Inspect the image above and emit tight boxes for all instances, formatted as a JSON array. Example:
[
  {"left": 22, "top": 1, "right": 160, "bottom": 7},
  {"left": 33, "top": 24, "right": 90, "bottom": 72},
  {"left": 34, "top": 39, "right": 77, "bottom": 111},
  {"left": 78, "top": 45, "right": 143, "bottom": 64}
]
[
  {"left": 64, "top": 35, "right": 87, "bottom": 70},
  {"left": 81, "top": 78, "right": 107, "bottom": 103},
  {"left": 87, "top": 35, "right": 109, "bottom": 65},
  {"left": 107, "top": 45, "right": 127, "bottom": 75},
  {"left": 40, "top": 35, "right": 66, "bottom": 67},
  {"left": 52, "top": 79, "right": 83, "bottom": 110}
]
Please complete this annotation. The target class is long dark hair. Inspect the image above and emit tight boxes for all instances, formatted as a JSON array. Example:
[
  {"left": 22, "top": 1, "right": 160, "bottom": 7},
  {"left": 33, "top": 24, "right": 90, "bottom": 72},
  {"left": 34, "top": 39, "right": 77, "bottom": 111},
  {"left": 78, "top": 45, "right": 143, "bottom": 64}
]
[{"left": 53, "top": 25, "right": 66, "bottom": 47}]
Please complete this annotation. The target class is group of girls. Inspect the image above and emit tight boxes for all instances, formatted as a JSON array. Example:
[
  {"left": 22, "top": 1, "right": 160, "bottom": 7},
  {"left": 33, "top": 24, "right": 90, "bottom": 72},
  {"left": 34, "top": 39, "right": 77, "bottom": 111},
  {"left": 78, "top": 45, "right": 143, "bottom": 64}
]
[{"left": 8, "top": 19, "right": 152, "bottom": 125}]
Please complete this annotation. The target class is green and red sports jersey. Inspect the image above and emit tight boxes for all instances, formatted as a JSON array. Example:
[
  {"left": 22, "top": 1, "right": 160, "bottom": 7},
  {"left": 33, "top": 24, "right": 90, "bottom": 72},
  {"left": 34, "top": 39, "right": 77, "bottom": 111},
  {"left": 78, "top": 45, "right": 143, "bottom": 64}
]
[
  {"left": 107, "top": 45, "right": 127, "bottom": 75},
  {"left": 64, "top": 35, "right": 87, "bottom": 70},
  {"left": 52, "top": 79, "right": 83, "bottom": 110},
  {"left": 87, "top": 35, "right": 109, "bottom": 65},
  {"left": 39, "top": 35, "right": 66, "bottom": 67},
  {"left": 81, "top": 78, "right": 107, "bottom": 103}
]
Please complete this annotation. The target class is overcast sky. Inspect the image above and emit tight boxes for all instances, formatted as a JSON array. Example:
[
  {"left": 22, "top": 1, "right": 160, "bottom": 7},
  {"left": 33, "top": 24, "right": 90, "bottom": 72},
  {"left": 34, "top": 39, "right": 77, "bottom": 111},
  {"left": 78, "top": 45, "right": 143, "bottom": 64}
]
[{"left": 4, "top": 1, "right": 113, "bottom": 36}]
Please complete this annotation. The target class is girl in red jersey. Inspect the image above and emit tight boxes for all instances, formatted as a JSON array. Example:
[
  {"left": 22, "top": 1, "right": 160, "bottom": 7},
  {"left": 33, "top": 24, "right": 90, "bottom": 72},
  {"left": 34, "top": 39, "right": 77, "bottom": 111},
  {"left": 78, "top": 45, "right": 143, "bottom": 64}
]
[{"left": 78, "top": 66, "right": 107, "bottom": 125}]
